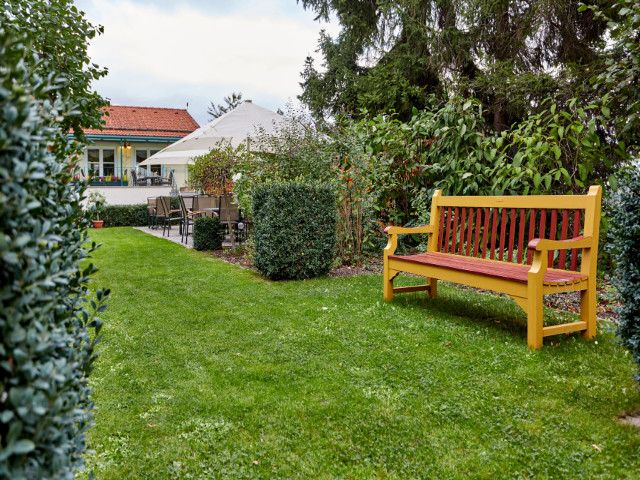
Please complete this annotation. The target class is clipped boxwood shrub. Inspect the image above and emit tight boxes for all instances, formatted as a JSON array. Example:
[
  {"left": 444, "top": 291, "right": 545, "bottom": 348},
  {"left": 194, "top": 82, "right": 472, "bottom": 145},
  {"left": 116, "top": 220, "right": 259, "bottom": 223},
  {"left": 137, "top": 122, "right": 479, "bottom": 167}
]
[
  {"left": 193, "top": 216, "right": 225, "bottom": 251},
  {"left": 0, "top": 28, "right": 107, "bottom": 478},
  {"left": 102, "top": 203, "right": 148, "bottom": 227},
  {"left": 610, "top": 168, "right": 640, "bottom": 384},
  {"left": 252, "top": 179, "right": 337, "bottom": 280}
]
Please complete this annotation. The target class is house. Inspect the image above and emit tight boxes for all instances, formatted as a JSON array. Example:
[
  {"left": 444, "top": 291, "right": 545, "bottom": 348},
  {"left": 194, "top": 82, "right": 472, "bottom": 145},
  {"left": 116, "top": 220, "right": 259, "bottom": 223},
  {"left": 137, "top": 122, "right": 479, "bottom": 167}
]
[{"left": 80, "top": 105, "right": 199, "bottom": 195}]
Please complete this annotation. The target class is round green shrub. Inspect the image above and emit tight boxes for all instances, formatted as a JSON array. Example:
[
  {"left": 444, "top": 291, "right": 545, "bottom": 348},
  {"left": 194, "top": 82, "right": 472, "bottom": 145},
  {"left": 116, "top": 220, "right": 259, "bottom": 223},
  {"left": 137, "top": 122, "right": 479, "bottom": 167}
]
[
  {"left": 193, "top": 216, "right": 225, "bottom": 251},
  {"left": 252, "top": 179, "right": 337, "bottom": 280},
  {"left": 610, "top": 167, "right": 640, "bottom": 384}
]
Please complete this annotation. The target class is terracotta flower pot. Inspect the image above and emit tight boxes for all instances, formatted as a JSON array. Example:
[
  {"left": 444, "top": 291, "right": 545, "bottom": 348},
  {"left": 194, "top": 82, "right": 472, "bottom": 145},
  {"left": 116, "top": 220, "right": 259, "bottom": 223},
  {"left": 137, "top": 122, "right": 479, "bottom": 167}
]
[{"left": 93, "top": 220, "right": 104, "bottom": 229}]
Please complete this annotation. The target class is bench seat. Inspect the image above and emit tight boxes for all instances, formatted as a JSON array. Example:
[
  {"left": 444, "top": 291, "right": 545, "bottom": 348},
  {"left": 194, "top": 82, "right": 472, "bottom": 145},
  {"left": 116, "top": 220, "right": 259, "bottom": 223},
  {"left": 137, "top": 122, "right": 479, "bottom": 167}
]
[{"left": 389, "top": 252, "right": 587, "bottom": 286}]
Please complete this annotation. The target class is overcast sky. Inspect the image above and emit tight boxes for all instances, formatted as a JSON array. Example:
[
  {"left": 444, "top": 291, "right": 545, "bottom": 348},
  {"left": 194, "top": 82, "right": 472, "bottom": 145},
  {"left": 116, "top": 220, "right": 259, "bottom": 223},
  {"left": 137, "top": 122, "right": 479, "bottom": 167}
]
[{"left": 75, "top": 0, "right": 340, "bottom": 126}]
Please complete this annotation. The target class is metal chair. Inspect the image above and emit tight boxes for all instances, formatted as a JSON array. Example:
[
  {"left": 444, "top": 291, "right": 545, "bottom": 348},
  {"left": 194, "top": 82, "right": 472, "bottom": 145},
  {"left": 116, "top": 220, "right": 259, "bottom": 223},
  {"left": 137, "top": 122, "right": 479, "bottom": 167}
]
[
  {"left": 158, "top": 196, "right": 183, "bottom": 236},
  {"left": 147, "top": 197, "right": 157, "bottom": 228},
  {"left": 178, "top": 195, "right": 208, "bottom": 243}
]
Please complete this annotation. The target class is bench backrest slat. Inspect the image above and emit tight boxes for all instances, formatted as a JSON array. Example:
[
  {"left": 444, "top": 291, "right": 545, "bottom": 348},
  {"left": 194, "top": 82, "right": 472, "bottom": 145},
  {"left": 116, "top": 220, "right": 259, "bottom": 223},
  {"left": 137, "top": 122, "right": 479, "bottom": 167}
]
[
  {"left": 490, "top": 208, "right": 499, "bottom": 260},
  {"left": 558, "top": 209, "right": 569, "bottom": 268},
  {"left": 571, "top": 209, "right": 581, "bottom": 271},
  {"left": 548, "top": 209, "right": 558, "bottom": 266},
  {"left": 473, "top": 208, "right": 482, "bottom": 258},
  {"left": 517, "top": 208, "right": 526, "bottom": 264},
  {"left": 466, "top": 207, "right": 473, "bottom": 257}
]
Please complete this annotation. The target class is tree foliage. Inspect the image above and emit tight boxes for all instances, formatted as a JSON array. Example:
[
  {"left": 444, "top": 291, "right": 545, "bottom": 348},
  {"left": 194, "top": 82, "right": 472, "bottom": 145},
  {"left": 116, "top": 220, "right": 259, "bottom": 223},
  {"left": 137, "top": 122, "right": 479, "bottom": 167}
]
[
  {"left": 298, "top": 0, "right": 612, "bottom": 127},
  {"left": 588, "top": 0, "right": 640, "bottom": 156},
  {"left": 207, "top": 92, "right": 244, "bottom": 120},
  {"left": 0, "top": 0, "right": 108, "bottom": 157}
]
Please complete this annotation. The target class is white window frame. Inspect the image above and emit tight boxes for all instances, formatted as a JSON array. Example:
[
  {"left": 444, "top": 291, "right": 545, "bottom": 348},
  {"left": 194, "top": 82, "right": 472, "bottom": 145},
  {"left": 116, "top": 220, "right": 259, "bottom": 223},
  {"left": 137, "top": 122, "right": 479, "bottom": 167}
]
[
  {"left": 134, "top": 148, "right": 163, "bottom": 176},
  {"left": 85, "top": 147, "right": 117, "bottom": 177}
]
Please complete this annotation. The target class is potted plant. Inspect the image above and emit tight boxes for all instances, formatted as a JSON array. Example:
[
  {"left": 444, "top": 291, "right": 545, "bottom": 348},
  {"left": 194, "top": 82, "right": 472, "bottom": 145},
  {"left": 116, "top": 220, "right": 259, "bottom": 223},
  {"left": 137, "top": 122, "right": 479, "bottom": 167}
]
[{"left": 87, "top": 191, "right": 106, "bottom": 228}]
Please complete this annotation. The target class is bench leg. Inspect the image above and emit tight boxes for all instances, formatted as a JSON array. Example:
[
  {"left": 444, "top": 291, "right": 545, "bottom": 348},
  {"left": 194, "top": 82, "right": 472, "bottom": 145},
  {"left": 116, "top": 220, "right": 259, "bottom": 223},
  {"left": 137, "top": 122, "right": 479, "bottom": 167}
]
[
  {"left": 427, "top": 277, "right": 437, "bottom": 298},
  {"left": 383, "top": 269, "right": 397, "bottom": 301},
  {"left": 580, "top": 281, "right": 597, "bottom": 340},
  {"left": 526, "top": 294, "right": 544, "bottom": 349}
]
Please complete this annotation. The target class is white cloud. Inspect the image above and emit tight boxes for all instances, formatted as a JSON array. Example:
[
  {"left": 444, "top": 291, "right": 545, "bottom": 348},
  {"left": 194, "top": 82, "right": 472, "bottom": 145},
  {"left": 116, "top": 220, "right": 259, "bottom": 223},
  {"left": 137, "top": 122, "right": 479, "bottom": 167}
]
[{"left": 78, "top": 0, "right": 340, "bottom": 124}]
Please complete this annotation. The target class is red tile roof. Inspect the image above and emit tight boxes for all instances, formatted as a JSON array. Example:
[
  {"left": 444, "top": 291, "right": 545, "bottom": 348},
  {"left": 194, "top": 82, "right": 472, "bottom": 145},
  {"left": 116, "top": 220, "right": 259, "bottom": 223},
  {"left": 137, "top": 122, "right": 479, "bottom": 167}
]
[{"left": 83, "top": 105, "right": 199, "bottom": 138}]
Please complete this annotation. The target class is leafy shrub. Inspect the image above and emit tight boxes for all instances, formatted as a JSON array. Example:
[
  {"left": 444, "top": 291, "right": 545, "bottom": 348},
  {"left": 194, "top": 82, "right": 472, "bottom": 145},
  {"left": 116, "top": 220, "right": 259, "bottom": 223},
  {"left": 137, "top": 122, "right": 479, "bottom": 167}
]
[
  {"left": 252, "top": 180, "right": 337, "bottom": 280},
  {"left": 0, "top": 26, "right": 107, "bottom": 479},
  {"left": 193, "top": 216, "right": 225, "bottom": 251},
  {"left": 610, "top": 168, "right": 640, "bottom": 384},
  {"left": 102, "top": 204, "right": 148, "bottom": 227}
]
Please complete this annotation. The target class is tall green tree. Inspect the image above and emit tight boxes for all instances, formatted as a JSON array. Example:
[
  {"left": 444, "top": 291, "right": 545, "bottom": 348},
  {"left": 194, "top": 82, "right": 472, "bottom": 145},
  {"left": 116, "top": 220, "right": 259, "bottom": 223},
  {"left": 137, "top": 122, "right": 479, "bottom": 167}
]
[
  {"left": 298, "top": 0, "right": 612, "bottom": 128},
  {"left": 207, "top": 92, "right": 244, "bottom": 120},
  {"left": 1, "top": 0, "right": 109, "bottom": 157}
]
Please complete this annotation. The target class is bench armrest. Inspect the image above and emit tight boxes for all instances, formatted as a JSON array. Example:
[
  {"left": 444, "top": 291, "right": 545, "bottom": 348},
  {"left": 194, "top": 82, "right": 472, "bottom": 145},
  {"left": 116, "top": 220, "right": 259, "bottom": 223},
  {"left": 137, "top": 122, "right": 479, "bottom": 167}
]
[
  {"left": 527, "top": 236, "right": 593, "bottom": 252},
  {"left": 384, "top": 225, "right": 434, "bottom": 235}
]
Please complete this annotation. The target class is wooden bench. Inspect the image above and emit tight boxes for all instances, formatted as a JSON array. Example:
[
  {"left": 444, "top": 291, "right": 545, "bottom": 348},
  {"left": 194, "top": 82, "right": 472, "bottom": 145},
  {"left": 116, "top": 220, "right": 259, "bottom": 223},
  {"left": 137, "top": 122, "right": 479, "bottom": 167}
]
[{"left": 383, "top": 186, "right": 602, "bottom": 349}]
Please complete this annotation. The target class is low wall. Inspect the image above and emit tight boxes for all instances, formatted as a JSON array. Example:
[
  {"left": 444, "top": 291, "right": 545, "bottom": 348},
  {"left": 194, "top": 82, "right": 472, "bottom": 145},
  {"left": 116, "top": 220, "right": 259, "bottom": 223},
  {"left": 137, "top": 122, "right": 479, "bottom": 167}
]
[{"left": 86, "top": 186, "right": 172, "bottom": 206}]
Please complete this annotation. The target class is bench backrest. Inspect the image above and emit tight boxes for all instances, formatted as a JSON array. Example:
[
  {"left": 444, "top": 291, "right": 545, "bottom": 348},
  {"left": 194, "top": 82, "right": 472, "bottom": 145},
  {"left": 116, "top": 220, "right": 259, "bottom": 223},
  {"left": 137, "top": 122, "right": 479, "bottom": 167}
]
[{"left": 428, "top": 186, "right": 602, "bottom": 273}]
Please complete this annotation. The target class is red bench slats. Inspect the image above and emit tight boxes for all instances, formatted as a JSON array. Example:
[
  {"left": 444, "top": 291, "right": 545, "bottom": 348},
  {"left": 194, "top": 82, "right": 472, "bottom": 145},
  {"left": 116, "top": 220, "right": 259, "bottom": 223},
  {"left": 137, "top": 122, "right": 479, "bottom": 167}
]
[
  {"left": 459, "top": 207, "right": 466, "bottom": 256},
  {"left": 490, "top": 208, "right": 499, "bottom": 260},
  {"left": 466, "top": 207, "right": 473, "bottom": 256},
  {"left": 389, "top": 252, "right": 587, "bottom": 286},
  {"left": 438, "top": 206, "right": 445, "bottom": 252},
  {"left": 445, "top": 206, "right": 452, "bottom": 253},
  {"left": 499, "top": 208, "right": 507, "bottom": 261},
  {"left": 571, "top": 210, "right": 582, "bottom": 271},
  {"left": 482, "top": 207, "right": 490, "bottom": 259},
  {"left": 473, "top": 208, "right": 481, "bottom": 258},
  {"left": 558, "top": 209, "right": 569, "bottom": 269},
  {"left": 527, "top": 209, "right": 536, "bottom": 265},
  {"left": 549, "top": 209, "right": 558, "bottom": 267},
  {"left": 452, "top": 207, "right": 459, "bottom": 255},
  {"left": 517, "top": 208, "right": 526, "bottom": 264}
]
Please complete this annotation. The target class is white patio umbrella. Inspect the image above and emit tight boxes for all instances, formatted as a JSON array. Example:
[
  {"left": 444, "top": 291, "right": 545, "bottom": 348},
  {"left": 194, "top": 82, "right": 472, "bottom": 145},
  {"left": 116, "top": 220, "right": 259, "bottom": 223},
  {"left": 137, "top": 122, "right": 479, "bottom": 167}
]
[{"left": 138, "top": 100, "right": 291, "bottom": 166}]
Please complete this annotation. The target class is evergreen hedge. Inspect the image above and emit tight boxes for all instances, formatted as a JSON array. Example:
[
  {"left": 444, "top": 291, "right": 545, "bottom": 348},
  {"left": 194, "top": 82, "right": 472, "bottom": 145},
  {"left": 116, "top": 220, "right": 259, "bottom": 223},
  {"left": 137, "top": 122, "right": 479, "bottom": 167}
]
[
  {"left": 101, "top": 204, "right": 148, "bottom": 227},
  {"left": 610, "top": 168, "right": 640, "bottom": 384},
  {"left": 252, "top": 180, "right": 337, "bottom": 280},
  {"left": 193, "top": 216, "right": 225, "bottom": 251},
  {"left": 0, "top": 28, "right": 107, "bottom": 479}
]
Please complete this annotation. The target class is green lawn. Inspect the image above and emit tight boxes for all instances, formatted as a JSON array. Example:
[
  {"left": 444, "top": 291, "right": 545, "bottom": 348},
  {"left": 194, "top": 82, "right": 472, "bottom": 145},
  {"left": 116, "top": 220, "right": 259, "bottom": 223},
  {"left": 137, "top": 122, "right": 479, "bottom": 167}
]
[{"left": 84, "top": 228, "right": 640, "bottom": 479}]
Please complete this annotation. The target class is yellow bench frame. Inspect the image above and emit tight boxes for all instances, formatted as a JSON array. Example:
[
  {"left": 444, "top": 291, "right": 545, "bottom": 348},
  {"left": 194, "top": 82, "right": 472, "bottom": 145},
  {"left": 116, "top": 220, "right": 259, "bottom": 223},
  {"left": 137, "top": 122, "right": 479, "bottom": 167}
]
[{"left": 383, "top": 186, "right": 602, "bottom": 349}]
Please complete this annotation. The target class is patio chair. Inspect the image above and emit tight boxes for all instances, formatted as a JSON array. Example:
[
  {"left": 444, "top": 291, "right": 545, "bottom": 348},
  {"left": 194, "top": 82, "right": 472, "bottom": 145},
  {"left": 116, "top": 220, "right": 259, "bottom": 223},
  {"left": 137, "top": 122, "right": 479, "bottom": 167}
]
[
  {"left": 147, "top": 197, "right": 157, "bottom": 229},
  {"left": 178, "top": 195, "right": 208, "bottom": 243},
  {"left": 218, "top": 195, "right": 240, "bottom": 237},
  {"left": 161, "top": 170, "right": 174, "bottom": 186},
  {"left": 158, "top": 196, "right": 183, "bottom": 236},
  {"left": 193, "top": 194, "right": 219, "bottom": 218}
]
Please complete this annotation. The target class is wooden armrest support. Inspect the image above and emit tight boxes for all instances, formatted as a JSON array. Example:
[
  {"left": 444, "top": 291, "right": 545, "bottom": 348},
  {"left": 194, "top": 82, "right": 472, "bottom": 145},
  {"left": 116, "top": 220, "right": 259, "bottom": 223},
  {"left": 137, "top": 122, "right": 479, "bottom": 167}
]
[
  {"left": 527, "top": 236, "right": 592, "bottom": 251},
  {"left": 384, "top": 225, "right": 434, "bottom": 235}
]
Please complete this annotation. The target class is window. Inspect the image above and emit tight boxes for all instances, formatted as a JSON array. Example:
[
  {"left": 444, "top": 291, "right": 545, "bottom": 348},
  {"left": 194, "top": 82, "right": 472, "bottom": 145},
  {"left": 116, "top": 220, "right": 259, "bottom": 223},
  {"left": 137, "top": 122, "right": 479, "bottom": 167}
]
[
  {"left": 86, "top": 148, "right": 116, "bottom": 177},
  {"left": 135, "top": 149, "right": 161, "bottom": 176}
]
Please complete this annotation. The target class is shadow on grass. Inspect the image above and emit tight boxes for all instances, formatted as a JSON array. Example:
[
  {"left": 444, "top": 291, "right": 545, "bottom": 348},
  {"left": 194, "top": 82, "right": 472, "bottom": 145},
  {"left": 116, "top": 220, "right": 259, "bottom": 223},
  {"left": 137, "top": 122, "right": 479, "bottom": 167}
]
[{"left": 389, "top": 276, "right": 583, "bottom": 344}]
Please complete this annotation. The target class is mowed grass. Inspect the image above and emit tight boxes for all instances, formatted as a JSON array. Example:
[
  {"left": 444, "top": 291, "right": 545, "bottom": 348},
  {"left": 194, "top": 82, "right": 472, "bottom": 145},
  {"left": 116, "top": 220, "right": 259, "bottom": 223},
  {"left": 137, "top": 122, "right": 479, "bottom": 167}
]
[{"left": 84, "top": 228, "right": 640, "bottom": 479}]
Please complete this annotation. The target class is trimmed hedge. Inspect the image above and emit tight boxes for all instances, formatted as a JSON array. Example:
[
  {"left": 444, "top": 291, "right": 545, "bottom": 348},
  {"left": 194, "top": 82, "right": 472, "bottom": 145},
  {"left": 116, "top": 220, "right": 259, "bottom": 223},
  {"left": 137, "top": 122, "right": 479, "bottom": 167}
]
[
  {"left": 193, "top": 216, "right": 225, "bottom": 251},
  {"left": 252, "top": 180, "right": 337, "bottom": 280},
  {"left": 0, "top": 28, "right": 107, "bottom": 478},
  {"left": 610, "top": 168, "right": 640, "bottom": 384},
  {"left": 102, "top": 204, "right": 148, "bottom": 227}
]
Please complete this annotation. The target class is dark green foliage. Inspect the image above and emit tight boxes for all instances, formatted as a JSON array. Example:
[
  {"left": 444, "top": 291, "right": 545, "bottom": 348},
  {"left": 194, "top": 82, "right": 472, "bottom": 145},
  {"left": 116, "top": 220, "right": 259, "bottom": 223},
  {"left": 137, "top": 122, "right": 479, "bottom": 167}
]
[
  {"left": 102, "top": 204, "right": 148, "bottom": 227},
  {"left": 298, "top": 0, "right": 610, "bottom": 127},
  {"left": 589, "top": 0, "right": 640, "bottom": 157},
  {"left": 0, "top": 22, "right": 107, "bottom": 480},
  {"left": 252, "top": 180, "right": 337, "bottom": 280},
  {"left": 610, "top": 168, "right": 640, "bottom": 384},
  {"left": 0, "top": 0, "right": 108, "bottom": 158},
  {"left": 193, "top": 216, "right": 225, "bottom": 251}
]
